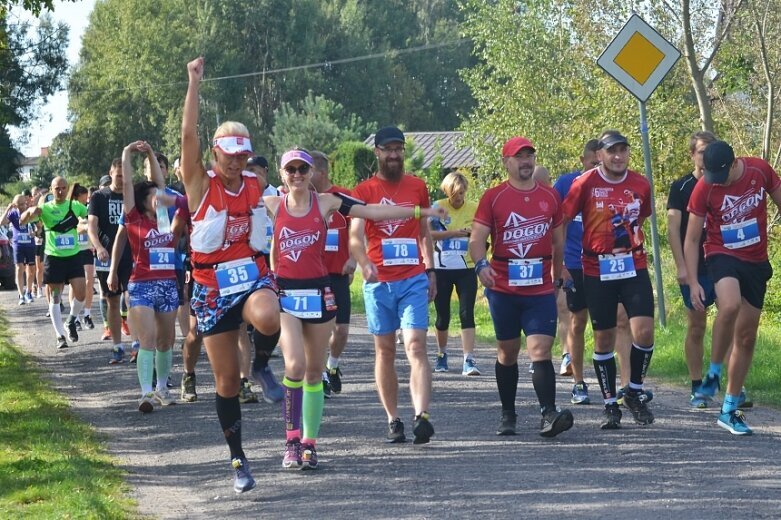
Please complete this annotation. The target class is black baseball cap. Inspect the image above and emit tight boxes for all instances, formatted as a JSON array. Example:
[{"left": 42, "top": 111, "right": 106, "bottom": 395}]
[
  {"left": 99, "top": 175, "right": 111, "bottom": 187},
  {"left": 247, "top": 155, "right": 269, "bottom": 168},
  {"left": 703, "top": 140, "right": 735, "bottom": 184},
  {"left": 598, "top": 132, "right": 629, "bottom": 150},
  {"left": 375, "top": 126, "right": 405, "bottom": 147}
]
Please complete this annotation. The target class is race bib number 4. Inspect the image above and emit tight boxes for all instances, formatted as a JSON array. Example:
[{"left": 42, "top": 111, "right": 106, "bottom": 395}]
[
  {"left": 598, "top": 252, "right": 636, "bottom": 281},
  {"left": 150, "top": 247, "right": 175, "bottom": 271},
  {"left": 215, "top": 257, "right": 260, "bottom": 297},
  {"left": 441, "top": 237, "right": 468, "bottom": 256},
  {"left": 54, "top": 235, "right": 75, "bottom": 250},
  {"left": 325, "top": 229, "right": 339, "bottom": 252},
  {"left": 720, "top": 219, "right": 760, "bottom": 250},
  {"left": 508, "top": 258, "right": 543, "bottom": 286},
  {"left": 381, "top": 238, "right": 419, "bottom": 266},
  {"left": 280, "top": 289, "right": 322, "bottom": 319}
]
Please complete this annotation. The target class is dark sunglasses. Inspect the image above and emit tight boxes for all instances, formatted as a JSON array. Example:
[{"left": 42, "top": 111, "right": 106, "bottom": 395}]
[{"left": 284, "top": 164, "right": 311, "bottom": 175}]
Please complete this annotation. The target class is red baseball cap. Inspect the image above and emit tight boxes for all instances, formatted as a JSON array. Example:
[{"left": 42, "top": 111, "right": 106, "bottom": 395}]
[{"left": 502, "top": 137, "right": 536, "bottom": 157}]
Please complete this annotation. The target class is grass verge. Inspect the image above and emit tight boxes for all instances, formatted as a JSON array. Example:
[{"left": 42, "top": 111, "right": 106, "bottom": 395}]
[{"left": 0, "top": 313, "right": 136, "bottom": 519}]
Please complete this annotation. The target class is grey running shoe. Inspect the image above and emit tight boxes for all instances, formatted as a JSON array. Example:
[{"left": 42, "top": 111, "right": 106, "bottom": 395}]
[
  {"left": 56, "top": 335, "right": 68, "bottom": 350},
  {"left": 238, "top": 380, "right": 259, "bottom": 404},
  {"left": 252, "top": 358, "right": 284, "bottom": 403},
  {"left": 138, "top": 392, "right": 155, "bottom": 413},
  {"left": 386, "top": 418, "right": 406, "bottom": 443},
  {"left": 232, "top": 458, "right": 256, "bottom": 493},
  {"left": 181, "top": 373, "right": 197, "bottom": 402},
  {"left": 540, "top": 407, "right": 574, "bottom": 438},
  {"left": 496, "top": 410, "right": 517, "bottom": 436},
  {"left": 623, "top": 390, "right": 654, "bottom": 425},
  {"left": 601, "top": 403, "right": 622, "bottom": 430}
]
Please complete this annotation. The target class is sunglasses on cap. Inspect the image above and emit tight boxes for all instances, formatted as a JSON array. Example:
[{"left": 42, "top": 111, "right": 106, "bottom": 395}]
[{"left": 284, "top": 164, "right": 311, "bottom": 175}]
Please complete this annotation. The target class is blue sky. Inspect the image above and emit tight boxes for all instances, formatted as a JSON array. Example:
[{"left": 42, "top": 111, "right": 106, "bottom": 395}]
[{"left": 9, "top": 0, "right": 96, "bottom": 157}]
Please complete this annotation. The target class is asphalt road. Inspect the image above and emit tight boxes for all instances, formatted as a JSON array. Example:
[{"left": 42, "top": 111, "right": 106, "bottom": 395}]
[{"left": 3, "top": 287, "right": 781, "bottom": 519}]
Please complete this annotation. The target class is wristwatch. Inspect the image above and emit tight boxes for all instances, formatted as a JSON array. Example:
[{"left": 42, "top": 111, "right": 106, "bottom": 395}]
[{"left": 554, "top": 278, "right": 564, "bottom": 288}]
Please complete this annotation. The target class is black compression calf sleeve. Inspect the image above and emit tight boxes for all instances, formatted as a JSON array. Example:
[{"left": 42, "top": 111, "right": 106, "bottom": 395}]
[
  {"left": 593, "top": 352, "right": 618, "bottom": 401},
  {"left": 531, "top": 360, "right": 556, "bottom": 413},
  {"left": 630, "top": 343, "right": 654, "bottom": 387},
  {"left": 495, "top": 361, "right": 519, "bottom": 413},
  {"left": 252, "top": 328, "right": 280, "bottom": 361},
  {"left": 215, "top": 393, "right": 244, "bottom": 461}
]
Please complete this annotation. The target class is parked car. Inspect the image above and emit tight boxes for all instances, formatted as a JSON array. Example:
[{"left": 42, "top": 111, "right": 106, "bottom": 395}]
[{"left": 0, "top": 226, "right": 16, "bottom": 290}]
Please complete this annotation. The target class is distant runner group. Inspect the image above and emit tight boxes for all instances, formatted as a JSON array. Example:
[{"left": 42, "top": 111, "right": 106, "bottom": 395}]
[{"left": 4, "top": 56, "right": 778, "bottom": 494}]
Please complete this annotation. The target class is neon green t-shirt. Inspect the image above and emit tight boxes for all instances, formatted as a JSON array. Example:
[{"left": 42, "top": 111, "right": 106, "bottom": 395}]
[
  {"left": 431, "top": 198, "right": 478, "bottom": 269},
  {"left": 39, "top": 200, "right": 88, "bottom": 257}
]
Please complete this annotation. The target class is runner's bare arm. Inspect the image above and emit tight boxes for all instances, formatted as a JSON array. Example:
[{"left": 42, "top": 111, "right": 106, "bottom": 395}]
[
  {"left": 683, "top": 213, "right": 705, "bottom": 311},
  {"left": 469, "top": 221, "right": 495, "bottom": 288},
  {"left": 181, "top": 57, "right": 209, "bottom": 210},
  {"left": 349, "top": 217, "right": 377, "bottom": 282},
  {"left": 551, "top": 224, "right": 563, "bottom": 282}
]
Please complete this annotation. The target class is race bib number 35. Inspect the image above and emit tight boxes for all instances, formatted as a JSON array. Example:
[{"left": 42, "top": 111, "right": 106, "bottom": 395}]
[
  {"left": 508, "top": 258, "right": 543, "bottom": 286},
  {"left": 215, "top": 257, "right": 260, "bottom": 296},
  {"left": 598, "top": 252, "right": 637, "bottom": 281},
  {"left": 720, "top": 219, "right": 760, "bottom": 250},
  {"left": 381, "top": 238, "right": 419, "bottom": 266},
  {"left": 280, "top": 289, "right": 322, "bottom": 318}
]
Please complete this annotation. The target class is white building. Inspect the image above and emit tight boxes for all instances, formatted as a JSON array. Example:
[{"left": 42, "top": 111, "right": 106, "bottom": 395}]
[{"left": 18, "top": 147, "right": 48, "bottom": 181}]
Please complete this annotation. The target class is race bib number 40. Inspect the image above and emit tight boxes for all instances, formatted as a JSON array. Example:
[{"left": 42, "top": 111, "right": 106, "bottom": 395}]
[
  {"left": 441, "top": 237, "right": 468, "bottom": 256},
  {"left": 215, "top": 257, "right": 260, "bottom": 296},
  {"left": 720, "top": 219, "right": 760, "bottom": 250},
  {"left": 508, "top": 258, "right": 543, "bottom": 286},
  {"left": 598, "top": 252, "right": 636, "bottom": 281},
  {"left": 381, "top": 238, "right": 419, "bottom": 266},
  {"left": 150, "top": 247, "right": 175, "bottom": 271},
  {"left": 280, "top": 289, "right": 322, "bottom": 319}
]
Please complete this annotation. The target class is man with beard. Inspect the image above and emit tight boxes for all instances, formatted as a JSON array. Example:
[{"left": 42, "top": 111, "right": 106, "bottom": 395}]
[
  {"left": 349, "top": 126, "right": 437, "bottom": 444},
  {"left": 470, "top": 137, "right": 573, "bottom": 437},
  {"left": 561, "top": 130, "right": 656, "bottom": 430}
]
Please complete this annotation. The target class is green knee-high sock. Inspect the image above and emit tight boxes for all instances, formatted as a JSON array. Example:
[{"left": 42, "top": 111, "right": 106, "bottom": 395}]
[
  {"left": 155, "top": 349, "right": 173, "bottom": 391},
  {"left": 137, "top": 349, "right": 155, "bottom": 395},
  {"left": 302, "top": 381, "right": 325, "bottom": 444}
]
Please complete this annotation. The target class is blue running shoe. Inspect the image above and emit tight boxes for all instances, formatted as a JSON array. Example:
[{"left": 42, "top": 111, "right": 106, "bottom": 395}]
[
  {"left": 571, "top": 382, "right": 591, "bottom": 405},
  {"left": 108, "top": 345, "right": 125, "bottom": 365},
  {"left": 689, "top": 394, "right": 709, "bottom": 409},
  {"left": 737, "top": 388, "right": 753, "bottom": 409},
  {"left": 434, "top": 352, "right": 448, "bottom": 373},
  {"left": 717, "top": 409, "right": 753, "bottom": 436},
  {"left": 252, "top": 358, "right": 284, "bottom": 403},
  {"left": 695, "top": 373, "right": 720, "bottom": 399},
  {"left": 231, "top": 458, "right": 256, "bottom": 493},
  {"left": 462, "top": 357, "right": 480, "bottom": 376}
]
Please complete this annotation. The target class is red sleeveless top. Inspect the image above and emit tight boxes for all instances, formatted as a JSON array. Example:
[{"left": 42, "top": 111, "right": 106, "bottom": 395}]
[{"left": 273, "top": 193, "right": 328, "bottom": 279}]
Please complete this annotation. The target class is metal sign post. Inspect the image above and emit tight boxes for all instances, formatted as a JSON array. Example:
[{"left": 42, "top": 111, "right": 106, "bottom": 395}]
[{"left": 597, "top": 13, "right": 681, "bottom": 327}]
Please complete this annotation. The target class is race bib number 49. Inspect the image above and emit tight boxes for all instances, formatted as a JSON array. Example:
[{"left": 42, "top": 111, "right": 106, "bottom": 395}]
[
  {"left": 720, "top": 218, "right": 760, "bottom": 250},
  {"left": 508, "top": 258, "right": 543, "bottom": 286},
  {"left": 215, "top": 257, "right": 260, "bottom": 297},
  {"left": 598, "top": 252, "right": 636, "bottom": 281},
  {"left": 381, "top": 238, "right": 419, "bottom": 266}
]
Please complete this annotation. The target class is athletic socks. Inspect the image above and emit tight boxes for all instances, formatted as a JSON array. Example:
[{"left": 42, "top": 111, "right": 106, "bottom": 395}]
[
  {"left": 302, "top": 381, "right": 325, "bottom": 442},
  {"left": 692, "top": 379, "right": 703, "bottom": 394},
  {"left": 137, "top": 348, "right": 155, "bottom": 394},
  {"left": 283, "top": 377, "right": 303, "bottom": 441},
  {"left": 253, "top": 328, "right": 280, "bottom": 365},
  {"left": 326, "top": 355, "right": 339, "bottom": 370},
  {"left": 49, "top": 302, "right": 67, "bottom": 337},
  {"left": 68, "top": 299, "right": 84, "bottom": 323},
  {"left": 722, "top": 393, "right": 740, "bottom": 414},
  {"left": 593, "top": 351, "right": 618, "bottom": 404},
  {"left": 495, "top": 361, "right": 519, "bottom": 413},
  {"left": 215, "top": 393, "right": 245, "bottom": 461},
  {"left": 708, "top": 362, "right": 723, "bottom": 379},
  {"left": 629, "top": 343, "right": 654, "bottom": 390},
  {"left": 531, "top": 360, "right": 556, "bottom": 413},
  {"left": 154, "top": 349, "right": 173, "bottom": 392}
]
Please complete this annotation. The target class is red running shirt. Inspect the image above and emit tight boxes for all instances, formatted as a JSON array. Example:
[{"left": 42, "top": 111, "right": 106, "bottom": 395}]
[
  {"left": 125, "top": 207, "right": 178, "bottom": 282},
  {"left": 688, "top": 157, "right": 781, "bottom": 262},
  {"left": 323, "top": 185, "right": 352, "bottom": 275},
  {"left": 474, "top": 181, "right": 562, "bottom": 296},
  {"left": 561, "top": 168, "right": 652, "bottom": 277},
  {"left": 351, "top": 174, "right": 430, "bottom": 282},
  {"left": 274, "top": 192, "right": 328, "bottom": 279}
]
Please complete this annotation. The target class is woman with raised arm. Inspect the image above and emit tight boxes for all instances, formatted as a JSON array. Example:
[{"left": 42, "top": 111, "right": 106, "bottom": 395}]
[
  {"left": 265, "top": 148, "right": 447, "bottom": 470},
  {"left": 181, "top": 56, "right": 280, "bottom": 494},
  {"left": 109, "top": 141, "right": 185, "bottom": 414}
]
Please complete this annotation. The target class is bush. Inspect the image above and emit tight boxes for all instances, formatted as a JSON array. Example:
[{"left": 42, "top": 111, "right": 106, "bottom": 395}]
[{"left": 331, "top": 141, "right": 376, "bottom": 189}]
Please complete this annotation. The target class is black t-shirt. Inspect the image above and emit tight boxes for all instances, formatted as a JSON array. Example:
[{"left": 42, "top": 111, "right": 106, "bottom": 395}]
[
  {"left": 667, "top": 172, "right": 706, "bottom": 275},
  {"left": 88, "top": 187, "right": 132, "bottom": 266}
]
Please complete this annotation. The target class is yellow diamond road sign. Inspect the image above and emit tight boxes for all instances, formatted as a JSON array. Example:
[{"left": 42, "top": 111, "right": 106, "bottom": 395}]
[{"left": 598, "top": 14, "right": 681, "bottom": 102}]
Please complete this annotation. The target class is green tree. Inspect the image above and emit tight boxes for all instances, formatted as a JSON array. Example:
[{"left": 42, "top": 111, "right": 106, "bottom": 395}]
[
  {"left": 270, "top": 92, "right": 374, "bottom": 157},
  {"left": 331, "top": 141, "right": 376, "bottom": 188}
]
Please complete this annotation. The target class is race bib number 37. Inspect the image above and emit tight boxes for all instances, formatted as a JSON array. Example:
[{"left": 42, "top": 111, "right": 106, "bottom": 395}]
[
  {"left": 508, "top": 258, "right": 543, "bottom": 286},
  {"left": 381, "top": 238, "right": 419, "bottom": 266},
  {"left": 215, "top": 257, "right": 260, "bottom": 297}
]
